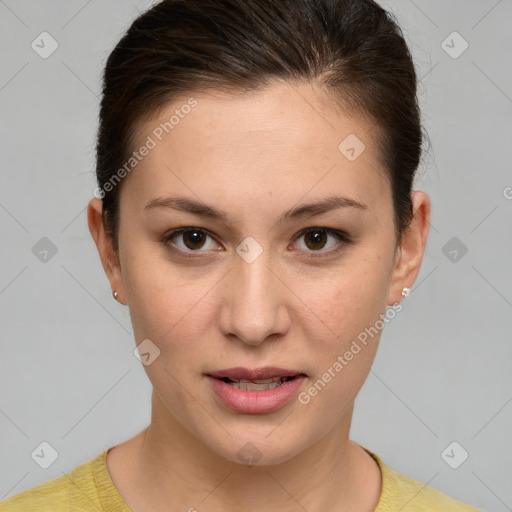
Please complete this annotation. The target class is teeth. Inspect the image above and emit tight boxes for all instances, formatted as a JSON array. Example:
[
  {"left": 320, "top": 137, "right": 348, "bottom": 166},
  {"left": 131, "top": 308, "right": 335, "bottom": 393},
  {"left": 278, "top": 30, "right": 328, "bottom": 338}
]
[
  {"left": 224, "top": 376, "right": 291, "bottom": 390},
  {"left": 244, "top": 377, "right": 283, "bottom": 384},
  {"left": 229, "top": 380, "right": 283, "bottom": 391}
]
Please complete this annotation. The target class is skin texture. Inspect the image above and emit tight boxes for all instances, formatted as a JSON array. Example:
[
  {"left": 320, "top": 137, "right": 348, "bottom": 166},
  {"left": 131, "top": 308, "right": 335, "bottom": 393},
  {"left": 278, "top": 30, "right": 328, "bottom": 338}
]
[{"left": 88, "top": 80, "right": 430, "bottom": 512}]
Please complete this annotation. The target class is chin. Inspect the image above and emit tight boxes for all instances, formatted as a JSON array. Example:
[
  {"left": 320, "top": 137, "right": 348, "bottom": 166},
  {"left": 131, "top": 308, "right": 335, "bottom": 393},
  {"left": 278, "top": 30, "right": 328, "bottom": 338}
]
[{"left": 201, "top": 423, "right": 310, "bottom": 467}]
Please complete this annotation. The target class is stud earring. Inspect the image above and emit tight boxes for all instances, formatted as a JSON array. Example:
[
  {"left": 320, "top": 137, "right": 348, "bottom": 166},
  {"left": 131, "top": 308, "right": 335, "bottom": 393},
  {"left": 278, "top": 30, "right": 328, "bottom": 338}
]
[
  {"left": 401, "top": 287, "right": 410, "bottom": 298},
  {"left": 112, "top": 290, "right": 118, "bottom": 300}
]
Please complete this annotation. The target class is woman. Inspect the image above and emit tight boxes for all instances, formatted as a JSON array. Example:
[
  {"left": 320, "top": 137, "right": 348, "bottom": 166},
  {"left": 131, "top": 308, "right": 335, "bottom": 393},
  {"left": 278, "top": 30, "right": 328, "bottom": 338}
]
[{"left": 0, "top": 0, "right": 482, "bottom": 510}]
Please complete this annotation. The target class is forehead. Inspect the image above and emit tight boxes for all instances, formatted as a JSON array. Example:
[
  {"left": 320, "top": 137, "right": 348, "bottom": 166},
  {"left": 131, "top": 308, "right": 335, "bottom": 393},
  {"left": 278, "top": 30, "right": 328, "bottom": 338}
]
[{"left": 124, "top": 80, "right": 389, "bottom": 208}]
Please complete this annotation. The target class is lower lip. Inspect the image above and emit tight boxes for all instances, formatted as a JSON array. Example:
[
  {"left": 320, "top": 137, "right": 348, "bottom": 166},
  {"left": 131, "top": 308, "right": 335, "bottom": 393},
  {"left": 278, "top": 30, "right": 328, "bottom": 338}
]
[{"left": 206, "top": 375, "right": 306, "bottom": 414}]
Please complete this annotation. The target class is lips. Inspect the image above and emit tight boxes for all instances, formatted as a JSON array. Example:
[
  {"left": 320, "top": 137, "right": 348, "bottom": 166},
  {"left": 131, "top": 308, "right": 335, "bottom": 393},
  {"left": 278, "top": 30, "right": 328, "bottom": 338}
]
[{"left": 205, "top": 367, "right": 307, "bottom": 413}]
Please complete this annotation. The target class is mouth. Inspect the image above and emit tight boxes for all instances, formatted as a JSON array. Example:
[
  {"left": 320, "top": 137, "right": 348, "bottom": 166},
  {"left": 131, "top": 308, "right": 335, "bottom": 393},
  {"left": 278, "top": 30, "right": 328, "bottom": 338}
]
[{"left": 205, "top": 367, "right": 307, "bottom": 413}]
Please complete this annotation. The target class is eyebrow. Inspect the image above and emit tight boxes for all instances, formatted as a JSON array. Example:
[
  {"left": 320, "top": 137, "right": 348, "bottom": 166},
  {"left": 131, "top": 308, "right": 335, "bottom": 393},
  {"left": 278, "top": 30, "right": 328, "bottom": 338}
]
[{"left": 143, "top": 195, "right": 367, "bottom": 224}]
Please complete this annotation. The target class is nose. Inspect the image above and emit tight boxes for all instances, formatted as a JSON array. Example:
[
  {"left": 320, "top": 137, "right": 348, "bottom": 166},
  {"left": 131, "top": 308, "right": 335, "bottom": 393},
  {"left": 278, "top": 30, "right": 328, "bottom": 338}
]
[{"left": 218, "top": 254, "right": 291, "bottom": 346}]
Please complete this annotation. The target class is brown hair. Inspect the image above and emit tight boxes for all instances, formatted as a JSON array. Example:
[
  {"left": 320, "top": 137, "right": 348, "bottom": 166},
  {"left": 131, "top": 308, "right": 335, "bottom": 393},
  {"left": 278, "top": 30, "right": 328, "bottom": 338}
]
[{"left": 96, "top": 0, "right": 426, "bottom": 252}]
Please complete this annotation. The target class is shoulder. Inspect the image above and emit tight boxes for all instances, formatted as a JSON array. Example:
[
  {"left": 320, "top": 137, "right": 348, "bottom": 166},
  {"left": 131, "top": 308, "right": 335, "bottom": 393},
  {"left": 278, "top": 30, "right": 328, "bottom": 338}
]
[
  {"left": 366, "top": 449, "right": 484, "bottom": 511},
  {"left": 0, "top": 474, "right": 71, "bottom": 512},
  {"left": 0, "top": 450, "right": 108, "bottom": 512}
]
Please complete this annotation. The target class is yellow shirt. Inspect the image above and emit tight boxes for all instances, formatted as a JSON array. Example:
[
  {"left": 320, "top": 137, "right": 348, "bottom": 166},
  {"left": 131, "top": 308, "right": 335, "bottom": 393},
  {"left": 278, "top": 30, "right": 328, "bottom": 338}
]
[{"left": 0, "top": 447, "right": 482, "bottom": 511}]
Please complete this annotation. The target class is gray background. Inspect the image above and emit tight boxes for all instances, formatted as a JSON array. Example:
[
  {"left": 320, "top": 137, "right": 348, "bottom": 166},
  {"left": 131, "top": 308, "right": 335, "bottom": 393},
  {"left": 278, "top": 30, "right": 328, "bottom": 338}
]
[{"left": 0, "top": 0, "right": 511, "bottom": 510}]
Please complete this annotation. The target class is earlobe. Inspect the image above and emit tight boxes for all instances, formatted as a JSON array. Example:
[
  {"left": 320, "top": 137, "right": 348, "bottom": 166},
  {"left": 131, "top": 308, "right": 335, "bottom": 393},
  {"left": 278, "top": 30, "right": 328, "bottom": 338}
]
[
  {"left": 87, "top": 198, "right": 125, "bottom": 304},
  {"left": 386, "top": 191, "right": 431, "bottom": 306}
]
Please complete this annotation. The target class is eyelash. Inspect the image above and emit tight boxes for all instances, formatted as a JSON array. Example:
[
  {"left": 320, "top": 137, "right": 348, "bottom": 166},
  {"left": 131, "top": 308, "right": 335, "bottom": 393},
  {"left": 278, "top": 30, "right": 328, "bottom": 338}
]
[{"left": 161, "top": 226, "right": 353, "bottom": 259}]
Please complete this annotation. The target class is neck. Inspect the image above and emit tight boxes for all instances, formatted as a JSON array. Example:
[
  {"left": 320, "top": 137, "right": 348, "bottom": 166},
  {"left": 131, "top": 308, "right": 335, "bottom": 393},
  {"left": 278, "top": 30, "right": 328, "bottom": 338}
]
[{"left": 115, "top": 390, "right": 382, "bottom": 512}]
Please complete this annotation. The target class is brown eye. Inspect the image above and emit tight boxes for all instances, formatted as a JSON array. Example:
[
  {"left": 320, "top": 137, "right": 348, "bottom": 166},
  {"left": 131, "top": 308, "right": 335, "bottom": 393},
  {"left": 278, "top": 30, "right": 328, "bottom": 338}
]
[
  {"left": 182, "top": 230, "right": 207, "bottom": 250},
  {"left": 164, "top": 228, "right": 219, "bottom": 252},
  {"left": 304, "top": 230, "right": 328, "bottom": 250},
  {"left": 294, "top": 227, "right": 351, "bottom": 254}
]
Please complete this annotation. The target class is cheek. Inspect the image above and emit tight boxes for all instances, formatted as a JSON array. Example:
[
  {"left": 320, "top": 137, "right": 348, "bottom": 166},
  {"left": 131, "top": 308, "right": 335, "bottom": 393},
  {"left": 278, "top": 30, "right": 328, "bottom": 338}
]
[
  {"left": 121, "top": 252, "right": 218, "bottom": 413},
  {"left": 126, "top": 275, "right": 213, "bottom": 348},
  {"left": 121, "top": 244, "right": 221, "bottom": 361},
  {"left": 295, "top": 291, "right": 385, "bottom": 426},
  {"left": 291, "top": 250, "right": 393, "bottom": 404},
  {"left": 294, "top": 250, "right": 393, "bottom": 344}
]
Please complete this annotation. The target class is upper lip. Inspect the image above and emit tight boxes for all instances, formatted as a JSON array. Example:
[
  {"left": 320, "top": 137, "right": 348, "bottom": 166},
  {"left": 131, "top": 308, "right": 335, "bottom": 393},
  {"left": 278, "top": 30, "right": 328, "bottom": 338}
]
[{"left": 206, "top": 367, "right": 305, "bottom": 380}]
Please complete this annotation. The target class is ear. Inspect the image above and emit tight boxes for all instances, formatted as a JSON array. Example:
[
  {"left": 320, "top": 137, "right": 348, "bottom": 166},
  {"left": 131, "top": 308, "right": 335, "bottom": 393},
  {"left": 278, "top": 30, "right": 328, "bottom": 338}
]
[
  {"left": 87, "top": 198, "right": 126, "bottom": 304},
  {"left": 387, "top": 190, "right": 431, "bottom": 306}
]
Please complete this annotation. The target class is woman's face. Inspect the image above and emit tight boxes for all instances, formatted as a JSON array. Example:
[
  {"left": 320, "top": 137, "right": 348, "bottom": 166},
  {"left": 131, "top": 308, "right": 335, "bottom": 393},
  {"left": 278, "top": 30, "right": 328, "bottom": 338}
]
[{"left": 94, "top": 81, "right": 423, "bottom": 465}]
